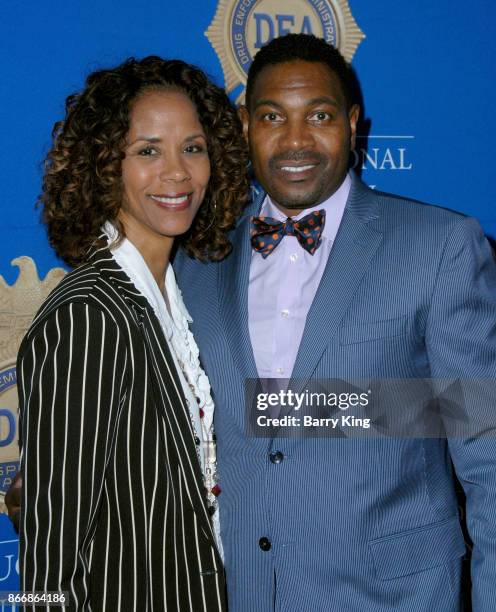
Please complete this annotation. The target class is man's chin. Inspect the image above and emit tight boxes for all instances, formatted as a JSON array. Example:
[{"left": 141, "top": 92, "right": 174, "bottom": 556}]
[
  {"left": 271, "top": 177, "right": 331, "bottom": 207},
  {"left": 274, "top": 194, "right": 323, "bottom": 211}
]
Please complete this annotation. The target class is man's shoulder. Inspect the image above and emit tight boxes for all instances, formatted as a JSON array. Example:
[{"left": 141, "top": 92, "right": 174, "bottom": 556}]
[
  {"left": 355, "top": 182, "right": 480, "bottom": 248},
  {"left": 375, "top": 189, "right": 465, "bottom": 222},
  {"left": 347, "top": 177, "right": 488, "bottom": 261},
  {"left": 354, "top": 177, "right": 466, "bottom": 228}
]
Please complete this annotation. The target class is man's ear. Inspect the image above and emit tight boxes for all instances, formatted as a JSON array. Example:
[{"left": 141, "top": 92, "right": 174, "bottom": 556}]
[
  {"left": 348, "top": 104, "right": 360, "bottom": 151},
  {"left": 238, "top": 105, "right": 250, "bottom": 143}
]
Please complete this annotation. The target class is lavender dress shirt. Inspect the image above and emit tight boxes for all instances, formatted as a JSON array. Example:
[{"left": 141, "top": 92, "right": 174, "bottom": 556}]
[{"left": 248, "top": 174, "right": 351, "bottom": 379}]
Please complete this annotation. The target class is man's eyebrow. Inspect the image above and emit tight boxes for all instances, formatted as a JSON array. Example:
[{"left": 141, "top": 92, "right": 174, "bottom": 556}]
[
  {"left": 252, "top": 96, "right": 340, "bottom": 111},
  {"left": 252, "top": 99, "right": 284, "bottom": 111},
  {"left": 307, "top": 96, "right": 339, "bottom": 107}
]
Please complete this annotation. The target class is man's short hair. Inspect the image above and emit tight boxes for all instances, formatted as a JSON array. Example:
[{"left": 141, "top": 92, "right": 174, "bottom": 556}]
[{"left": 245, "top": 33, "right": 354, "bottom": 110}]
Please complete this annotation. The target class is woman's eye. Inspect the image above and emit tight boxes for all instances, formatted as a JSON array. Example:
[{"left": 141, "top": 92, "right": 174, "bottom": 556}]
[
  {"left": 184, "top": 144, "right": 205, "bottom": 154},
  {"left": 138, "top": 146, "right": 157, "bottom": 156}
]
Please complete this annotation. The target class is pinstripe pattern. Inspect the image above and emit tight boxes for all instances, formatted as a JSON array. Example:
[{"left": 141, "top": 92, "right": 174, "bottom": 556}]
[
  {"left": 175, "top": 173, "right": 496, "bottom": 611},
  {"left": 18, "top": 240, "right": 226, "bottom": 612}
]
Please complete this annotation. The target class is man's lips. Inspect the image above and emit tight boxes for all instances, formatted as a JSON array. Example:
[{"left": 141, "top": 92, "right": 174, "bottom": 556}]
[
  {"left": 278, "top": 163, "right": 318, "bottom": 174},
  {"left": 274, "top": 161, "right": 321, "bottom": 180},
  {"left": 269, "top": 153, "right": 324, "bottom": 179}
]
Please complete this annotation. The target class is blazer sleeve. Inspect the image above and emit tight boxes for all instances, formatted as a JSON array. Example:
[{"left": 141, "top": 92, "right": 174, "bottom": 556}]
[
  {"left": 425, "top": 216, "right": 496, "bottom": 610},
  {"left": 18, "top": 301, "right": 128, "bottom": 611}
]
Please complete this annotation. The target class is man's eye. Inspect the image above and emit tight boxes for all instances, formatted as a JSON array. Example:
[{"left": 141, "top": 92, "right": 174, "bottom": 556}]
[
  {"left": 311, "top": 111, "right": 331, "bottom": 121},
  {"left": 263, "top": 112, "right": 281, "bottom": 122}
]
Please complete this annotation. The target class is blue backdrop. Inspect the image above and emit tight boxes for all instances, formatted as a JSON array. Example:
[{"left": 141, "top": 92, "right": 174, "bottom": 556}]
[
  {"left": 2, "top": 1, "right": 495, "bottom": 282},
  {"left": 0, "top": 0, "right": 494, "bottom": 597}
]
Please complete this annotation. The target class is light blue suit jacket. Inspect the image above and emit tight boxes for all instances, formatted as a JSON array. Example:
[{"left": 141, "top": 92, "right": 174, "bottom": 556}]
[{"left": 174, "top": 174, "right": 496, "bottom": 611}]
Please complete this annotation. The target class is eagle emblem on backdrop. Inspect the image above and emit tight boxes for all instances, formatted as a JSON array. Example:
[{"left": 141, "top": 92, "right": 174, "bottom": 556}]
[
  {"left": 0, "top": 257, "right": 65, "bottom": 512},
  {"left": 206, "top": 0, "right": 365, "bottom": 103}
]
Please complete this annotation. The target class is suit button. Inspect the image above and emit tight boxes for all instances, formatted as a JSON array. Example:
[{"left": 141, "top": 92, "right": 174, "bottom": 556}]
[
  {"left": 259, "top": 537, "right": 271, "bottom": 552},
  {"left": 269, "top": 451, "right": 284, "bottom": 464}
]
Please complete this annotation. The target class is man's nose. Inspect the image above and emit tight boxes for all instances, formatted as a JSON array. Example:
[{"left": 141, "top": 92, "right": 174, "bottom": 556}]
[{"left": 279, "top": 119, "right": 314, "bottom": 151}]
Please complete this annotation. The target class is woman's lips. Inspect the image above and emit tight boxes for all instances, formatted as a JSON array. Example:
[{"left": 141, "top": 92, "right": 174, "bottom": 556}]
[{"left": 149, "top": 193, "right": 192, "bottom": 209}]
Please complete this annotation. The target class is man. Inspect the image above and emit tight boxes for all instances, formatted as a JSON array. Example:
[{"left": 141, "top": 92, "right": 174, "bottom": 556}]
[
  {"left": 8, "top": 34, "right": 496, "bottom": 610},
  {"left": 174, "top": 34, "right": 496, "bottom": 610}
]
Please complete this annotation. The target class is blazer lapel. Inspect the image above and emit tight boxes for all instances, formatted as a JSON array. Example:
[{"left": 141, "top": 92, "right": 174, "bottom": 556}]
[
  {"left": 139, "top": 308, "right": 219, "bottom": 547},
  {"left": 90, "top": 239, "right": 219, "bottom": 549},
  {"left": 90, "top": 235, "right": 151, "bottom": 313},
  {"left": 290, "top": 177, "right": 383, "bottom": 390}
]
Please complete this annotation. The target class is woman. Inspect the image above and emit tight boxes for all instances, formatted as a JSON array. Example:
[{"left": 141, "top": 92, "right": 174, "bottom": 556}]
[{"left": 17, "top": 56, "right": 248, "bottom": 611}]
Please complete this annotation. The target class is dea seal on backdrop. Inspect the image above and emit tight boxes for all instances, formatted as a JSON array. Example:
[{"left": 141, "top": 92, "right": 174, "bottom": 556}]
[
  {"left": 0, "top": 257, "right": 65, "bottom": 513},
  {"left": 206, "top": 0, "right": 364, "bottom": 101}
]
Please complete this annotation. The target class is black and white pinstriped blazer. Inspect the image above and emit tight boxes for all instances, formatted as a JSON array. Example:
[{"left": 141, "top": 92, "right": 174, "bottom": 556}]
[{"left": 17, "top": 238, "right": 226, "bottom": 612}]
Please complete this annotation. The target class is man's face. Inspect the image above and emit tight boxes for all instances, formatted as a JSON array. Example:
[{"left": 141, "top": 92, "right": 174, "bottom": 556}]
[{"left": 240, "top": 60, "right": 359, "bottom": 217}]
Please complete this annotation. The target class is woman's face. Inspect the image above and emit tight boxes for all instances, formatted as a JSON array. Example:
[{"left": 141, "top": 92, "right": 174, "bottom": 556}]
[{"left": 120, "top": 89, "right": 210, "bottom": 247}]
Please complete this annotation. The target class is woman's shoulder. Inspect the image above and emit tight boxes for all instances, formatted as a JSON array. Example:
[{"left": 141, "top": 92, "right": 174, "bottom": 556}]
[{"left": 22, "top": 258, "right": 136, "bottom": 345}]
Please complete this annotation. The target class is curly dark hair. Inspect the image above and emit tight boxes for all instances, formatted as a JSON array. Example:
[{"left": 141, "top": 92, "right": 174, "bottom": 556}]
[
  {"left": 245, "top": 34, "right": 354, "bottom": 110},
  {"left": 40, "top": 56, "right": 250, "bottom": 266}
]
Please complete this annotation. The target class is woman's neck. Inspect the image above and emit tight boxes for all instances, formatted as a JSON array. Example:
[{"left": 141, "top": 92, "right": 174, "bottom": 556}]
[{"left": 117, "top": 212, "right": 173, "bottom": 294}]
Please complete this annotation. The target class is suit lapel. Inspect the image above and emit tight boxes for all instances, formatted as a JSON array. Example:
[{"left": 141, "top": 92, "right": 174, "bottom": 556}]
[
  {"left": 217, "top": 191, "right": 262, "bottom": 382},
  {"left": 290, "top": 177, "right": 383, "bottom": 389}
]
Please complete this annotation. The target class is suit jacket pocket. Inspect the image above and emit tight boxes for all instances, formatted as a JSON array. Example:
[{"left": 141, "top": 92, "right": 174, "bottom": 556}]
[
  {"left": 339, "top": 315, "right": 408, "bottom": 345},
  {"left": 369, "top": 516, "right": 466, "bottom": 580}
]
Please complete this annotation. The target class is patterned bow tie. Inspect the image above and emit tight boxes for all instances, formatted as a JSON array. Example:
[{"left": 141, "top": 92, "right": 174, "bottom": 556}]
[{"left": 250, "top": 209, "right": 326, "bottom": 258}]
